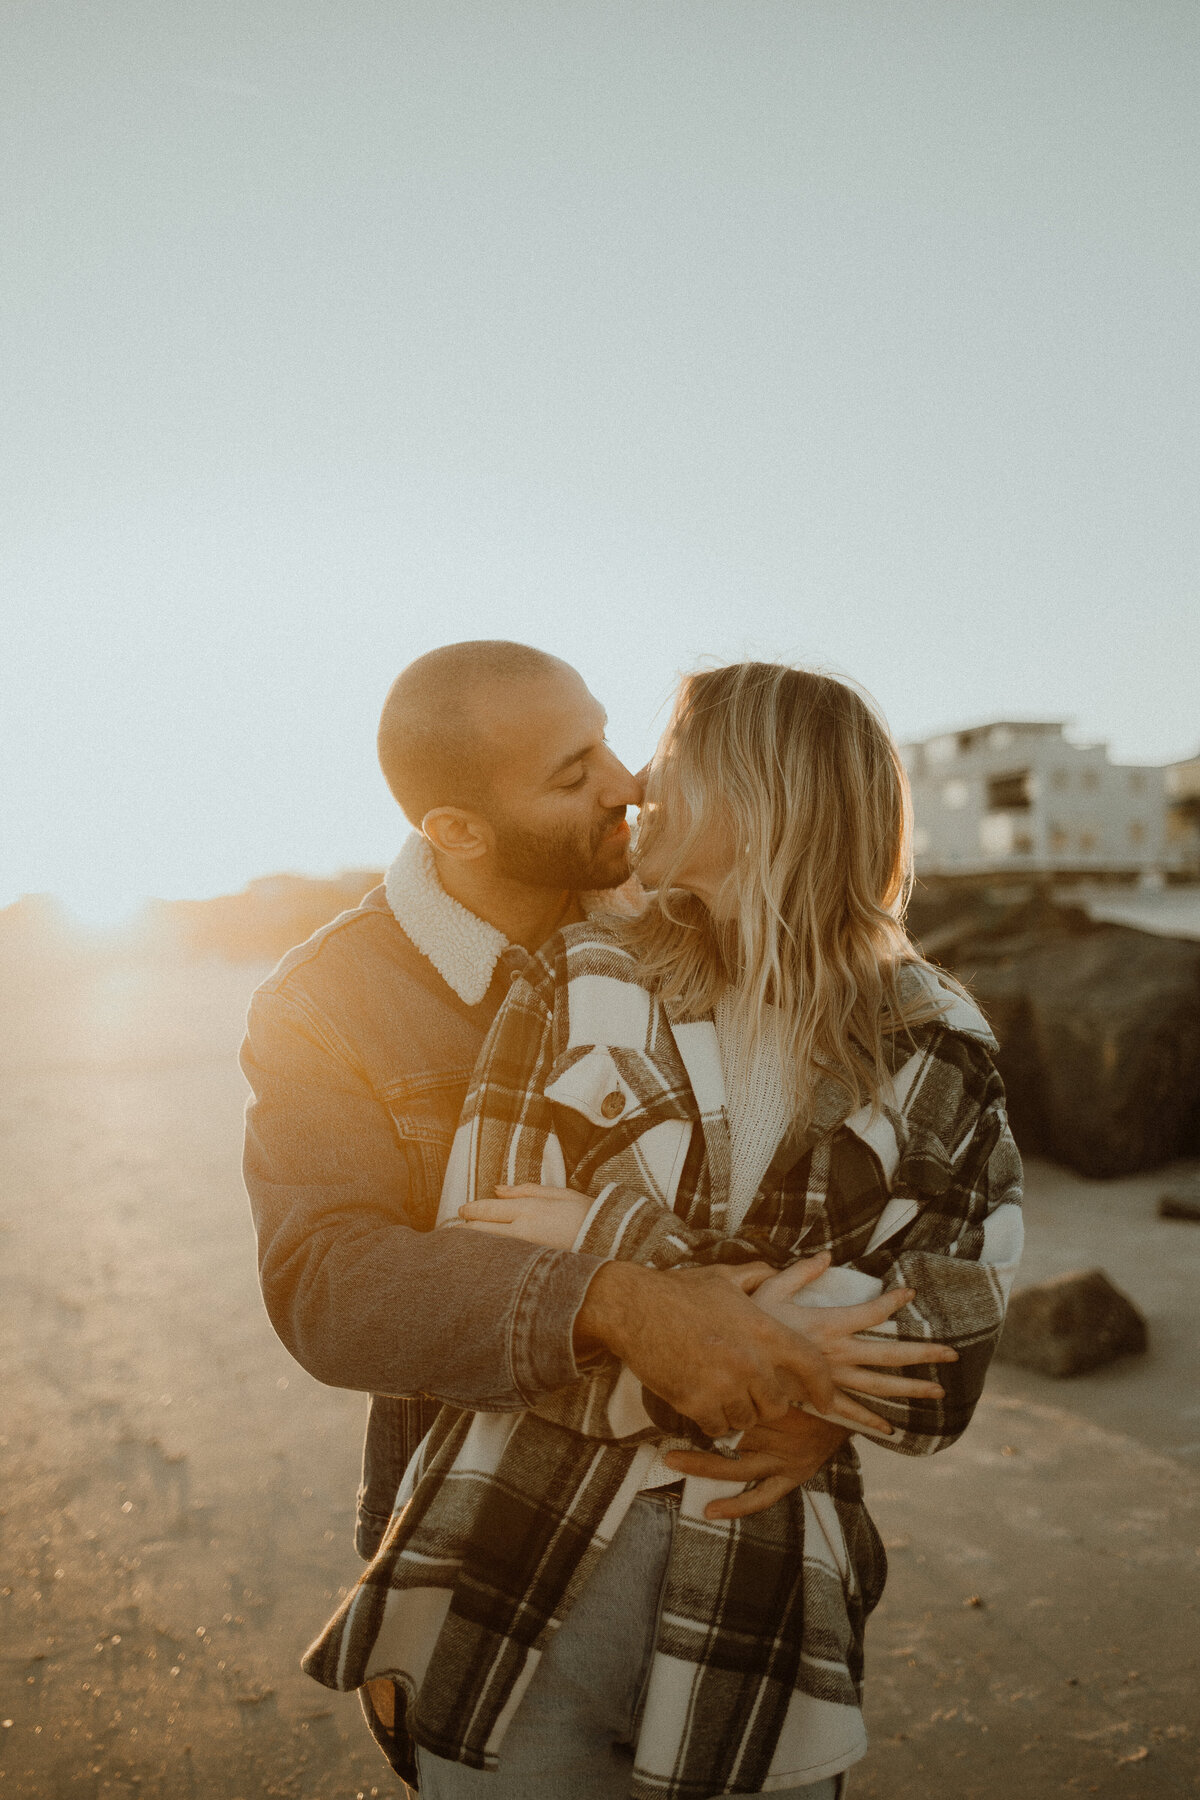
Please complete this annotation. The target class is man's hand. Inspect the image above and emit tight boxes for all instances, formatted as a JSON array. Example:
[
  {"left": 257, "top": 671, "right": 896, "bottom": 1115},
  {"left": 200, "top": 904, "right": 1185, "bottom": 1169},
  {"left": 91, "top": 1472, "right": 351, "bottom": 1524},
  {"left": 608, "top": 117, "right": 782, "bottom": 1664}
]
[
  {"left": 574, "top": 1259, "right": 889, "bottom": 1438},
  {"left": 663, "top": 1410, "right": 851, "bottom": 1521}
]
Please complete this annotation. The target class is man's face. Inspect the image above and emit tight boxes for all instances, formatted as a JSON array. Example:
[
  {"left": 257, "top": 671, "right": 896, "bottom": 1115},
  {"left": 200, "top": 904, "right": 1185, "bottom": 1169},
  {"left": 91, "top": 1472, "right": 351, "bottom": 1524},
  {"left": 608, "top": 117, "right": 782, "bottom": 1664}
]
[{"left": 473, "top": 666, "right": 643, "bottom": 891}]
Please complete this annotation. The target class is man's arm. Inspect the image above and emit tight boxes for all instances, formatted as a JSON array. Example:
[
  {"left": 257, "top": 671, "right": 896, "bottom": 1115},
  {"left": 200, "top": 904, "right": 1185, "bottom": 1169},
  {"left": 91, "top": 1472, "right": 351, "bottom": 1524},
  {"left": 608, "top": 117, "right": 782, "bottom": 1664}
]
[{"left": 241, "top": 982, "right": 601, "bottom": 1408}]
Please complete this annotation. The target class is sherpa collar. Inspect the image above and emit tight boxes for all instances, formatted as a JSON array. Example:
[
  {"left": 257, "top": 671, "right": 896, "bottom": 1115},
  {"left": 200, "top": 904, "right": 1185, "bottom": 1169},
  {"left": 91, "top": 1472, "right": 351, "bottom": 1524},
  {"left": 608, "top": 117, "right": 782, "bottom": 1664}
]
[
  {"left": 385, "top": 832, "right": 645, "bottom": 1007},
  {"left": 385, "top": 834, "right": 509, "bottom": 1007}
]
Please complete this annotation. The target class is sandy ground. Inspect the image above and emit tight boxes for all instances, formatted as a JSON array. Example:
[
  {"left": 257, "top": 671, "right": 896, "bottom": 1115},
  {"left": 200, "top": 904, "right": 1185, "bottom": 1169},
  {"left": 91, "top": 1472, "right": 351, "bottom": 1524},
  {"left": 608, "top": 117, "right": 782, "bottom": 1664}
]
[{"left": 1, "top": 954, "right": 1198, "bottom": 1799}]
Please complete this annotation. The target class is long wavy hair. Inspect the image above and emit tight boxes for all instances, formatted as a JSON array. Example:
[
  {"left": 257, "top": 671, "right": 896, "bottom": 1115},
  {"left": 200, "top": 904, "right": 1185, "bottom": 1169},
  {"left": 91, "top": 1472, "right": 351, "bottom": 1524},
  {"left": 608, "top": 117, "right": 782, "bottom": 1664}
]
[{"left": 621, "top": 662, "right": 961, "bottom": 1117}]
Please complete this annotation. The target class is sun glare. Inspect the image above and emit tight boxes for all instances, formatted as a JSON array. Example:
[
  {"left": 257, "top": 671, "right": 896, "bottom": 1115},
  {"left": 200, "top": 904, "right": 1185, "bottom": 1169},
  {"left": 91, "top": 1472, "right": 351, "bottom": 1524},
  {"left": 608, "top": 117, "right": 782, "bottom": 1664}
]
[{"left": 60, "top": 892, "right": 149, "bottom": 935}]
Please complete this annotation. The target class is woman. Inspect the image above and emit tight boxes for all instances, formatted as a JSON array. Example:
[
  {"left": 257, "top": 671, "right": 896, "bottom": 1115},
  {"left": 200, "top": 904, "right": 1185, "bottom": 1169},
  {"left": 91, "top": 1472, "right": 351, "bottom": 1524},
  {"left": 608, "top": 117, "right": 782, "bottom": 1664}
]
[{"left": 306, "top": 663, "right": 1024, "bottom": 1799}]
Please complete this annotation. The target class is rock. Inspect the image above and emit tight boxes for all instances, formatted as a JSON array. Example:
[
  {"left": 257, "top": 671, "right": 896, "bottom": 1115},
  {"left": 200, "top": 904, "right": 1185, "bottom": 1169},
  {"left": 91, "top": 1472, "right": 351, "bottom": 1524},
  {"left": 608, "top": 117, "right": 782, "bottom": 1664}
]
[
  {"left": 1157, "top": 1173, "right": 1200, "bottom": 1222},
  {"left": 907, "top": 885, "right": 1200, "bottom": 1177},
  {"left": 995, "top": 1269, "right": 1148, "bottom": 1377}
]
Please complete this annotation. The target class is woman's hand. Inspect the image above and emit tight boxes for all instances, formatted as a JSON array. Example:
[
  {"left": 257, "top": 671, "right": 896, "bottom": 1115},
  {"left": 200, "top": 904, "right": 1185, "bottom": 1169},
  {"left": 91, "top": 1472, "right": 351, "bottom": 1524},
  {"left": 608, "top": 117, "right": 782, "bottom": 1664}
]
[
  {"left": 458, "top": 1183, "right": 591, "bottom": 1249},
  {"left": 750, "top": 1255, "right": 959, "bottom": 1401}
]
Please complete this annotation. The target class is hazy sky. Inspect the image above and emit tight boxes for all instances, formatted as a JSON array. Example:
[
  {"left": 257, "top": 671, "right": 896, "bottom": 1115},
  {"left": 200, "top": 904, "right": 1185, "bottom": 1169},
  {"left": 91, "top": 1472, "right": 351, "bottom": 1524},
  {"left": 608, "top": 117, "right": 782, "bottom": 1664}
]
[{"left": 4, "top": 1, "right": 1198, "bottom": 923}]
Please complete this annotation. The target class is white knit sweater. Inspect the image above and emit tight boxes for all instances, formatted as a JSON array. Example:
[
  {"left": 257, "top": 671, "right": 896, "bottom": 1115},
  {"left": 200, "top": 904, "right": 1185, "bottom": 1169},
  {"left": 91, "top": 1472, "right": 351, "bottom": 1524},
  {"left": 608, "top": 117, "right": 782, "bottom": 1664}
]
[{"left": 714, "top": 993, "right": 793, "bottom": 1235}]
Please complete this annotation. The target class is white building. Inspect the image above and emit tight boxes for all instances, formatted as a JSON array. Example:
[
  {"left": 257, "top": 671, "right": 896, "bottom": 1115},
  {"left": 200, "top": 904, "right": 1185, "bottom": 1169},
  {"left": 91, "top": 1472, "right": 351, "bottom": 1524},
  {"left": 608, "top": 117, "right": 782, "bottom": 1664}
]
[
  {"left": 1166, "top": 754, "right": 1200, "bottom": 874},
  {"left": 900, "top": 720, "right": 1181, "bottom": 879}
]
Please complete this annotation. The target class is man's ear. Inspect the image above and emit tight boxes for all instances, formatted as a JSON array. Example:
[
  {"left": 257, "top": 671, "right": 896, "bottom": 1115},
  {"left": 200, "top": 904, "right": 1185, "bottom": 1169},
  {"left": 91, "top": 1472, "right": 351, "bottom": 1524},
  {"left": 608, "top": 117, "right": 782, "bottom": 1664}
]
[{"left": 421, "top": 806, "right": 495, "bottom": 863}]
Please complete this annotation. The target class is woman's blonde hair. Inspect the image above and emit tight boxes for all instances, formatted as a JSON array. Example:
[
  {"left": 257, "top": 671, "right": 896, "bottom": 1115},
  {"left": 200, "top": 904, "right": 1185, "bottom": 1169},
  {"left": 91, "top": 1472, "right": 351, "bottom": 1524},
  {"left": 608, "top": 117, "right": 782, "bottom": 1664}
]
[{"left": 622, "top": 661, "right": 959, "bottom": 1117}]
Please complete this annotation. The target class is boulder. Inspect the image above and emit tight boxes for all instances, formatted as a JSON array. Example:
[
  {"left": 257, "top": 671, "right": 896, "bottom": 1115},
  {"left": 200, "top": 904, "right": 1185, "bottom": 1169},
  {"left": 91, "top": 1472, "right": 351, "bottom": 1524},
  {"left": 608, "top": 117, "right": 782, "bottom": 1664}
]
[
  {"left": 995, "top": 1269, "right": 1148, "bottom": 1377},
  {"left": 907, "top": 886, "right": 1200, "bottom": 1177},
  {"left": 1157, "top": 1172, "right": 1200, "bottom": 1222}
]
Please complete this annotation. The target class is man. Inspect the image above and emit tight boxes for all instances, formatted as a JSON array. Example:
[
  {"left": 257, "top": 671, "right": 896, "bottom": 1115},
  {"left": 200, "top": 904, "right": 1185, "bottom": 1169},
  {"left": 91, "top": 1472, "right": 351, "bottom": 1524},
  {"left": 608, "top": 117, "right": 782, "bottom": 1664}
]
[{"left": 242, "top": 639, "right": 848, "bottom": 1583}]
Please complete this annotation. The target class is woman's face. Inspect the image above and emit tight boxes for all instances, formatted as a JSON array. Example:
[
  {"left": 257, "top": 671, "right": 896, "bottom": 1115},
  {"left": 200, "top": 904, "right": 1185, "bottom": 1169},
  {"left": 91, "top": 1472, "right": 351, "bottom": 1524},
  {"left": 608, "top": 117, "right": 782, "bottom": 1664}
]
[{"left": 634, "top": 749, "right": 739, "bottom": 919}]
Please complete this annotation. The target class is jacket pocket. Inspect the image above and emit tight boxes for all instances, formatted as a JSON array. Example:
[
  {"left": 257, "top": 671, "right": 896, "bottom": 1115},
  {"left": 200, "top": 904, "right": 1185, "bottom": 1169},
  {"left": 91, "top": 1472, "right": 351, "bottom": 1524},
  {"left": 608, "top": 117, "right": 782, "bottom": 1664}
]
[
  {"left": 544, "top": 1044, "right": 688, "bottom": 1129},
  {"left": 545, "top": 1045, "right": 641, "bottom": 1127}
]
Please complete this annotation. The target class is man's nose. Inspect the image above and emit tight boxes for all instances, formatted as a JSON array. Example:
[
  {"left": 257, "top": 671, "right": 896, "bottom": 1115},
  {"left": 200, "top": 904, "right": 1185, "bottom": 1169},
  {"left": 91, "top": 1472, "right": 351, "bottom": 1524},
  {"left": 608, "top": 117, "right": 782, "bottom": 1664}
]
[{"left": 600, "top": 751, "right": 644, "bottom": 809}]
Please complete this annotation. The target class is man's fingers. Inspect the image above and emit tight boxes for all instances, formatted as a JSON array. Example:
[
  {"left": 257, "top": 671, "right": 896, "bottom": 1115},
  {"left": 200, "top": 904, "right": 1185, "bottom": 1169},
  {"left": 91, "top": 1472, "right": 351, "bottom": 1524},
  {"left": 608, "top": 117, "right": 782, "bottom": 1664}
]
[
  {"left": 705, "top": 1474, "right": 798, "bottom": 1521},
  {"left": 459, "top": 1201, "right": 519, "bottom": 1222},
  {"left": 777, "top": 1340, "right": 836, "bottom": 1413},
  {"left": 663, "top": 1449, "right": 783, "bottom": 1482},
  {"left": 737, "top": 1376, "right": 789, "bottom": 1431}
]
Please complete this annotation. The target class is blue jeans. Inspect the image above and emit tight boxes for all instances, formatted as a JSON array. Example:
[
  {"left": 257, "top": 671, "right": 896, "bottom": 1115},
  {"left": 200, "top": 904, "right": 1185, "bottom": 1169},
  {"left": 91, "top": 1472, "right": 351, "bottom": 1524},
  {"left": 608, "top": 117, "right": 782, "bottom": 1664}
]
[{"left": 414, "top": 1494, "right": 841, "bottom": 1800}]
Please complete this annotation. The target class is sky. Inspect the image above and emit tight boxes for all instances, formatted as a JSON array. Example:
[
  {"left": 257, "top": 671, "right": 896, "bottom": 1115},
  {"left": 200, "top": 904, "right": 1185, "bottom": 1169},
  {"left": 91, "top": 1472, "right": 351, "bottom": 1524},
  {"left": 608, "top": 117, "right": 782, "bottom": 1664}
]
[{"left": 3, "top": 1, "right": 1198, "bottom": 925}]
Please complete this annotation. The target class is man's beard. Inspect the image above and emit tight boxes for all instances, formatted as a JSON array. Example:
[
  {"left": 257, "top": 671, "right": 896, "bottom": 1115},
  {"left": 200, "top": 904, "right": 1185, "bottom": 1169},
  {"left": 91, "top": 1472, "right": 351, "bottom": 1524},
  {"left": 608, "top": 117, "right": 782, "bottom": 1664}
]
[{"left": 491, "top": 809, "right": 632, "bottom": 891}]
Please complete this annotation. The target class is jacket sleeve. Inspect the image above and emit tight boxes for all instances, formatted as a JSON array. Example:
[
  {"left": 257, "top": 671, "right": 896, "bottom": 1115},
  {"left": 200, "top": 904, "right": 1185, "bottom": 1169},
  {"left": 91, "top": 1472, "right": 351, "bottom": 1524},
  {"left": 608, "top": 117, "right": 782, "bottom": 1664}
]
[
  {"left": 241, "top": 980, "right": 600, "bottom": 1408},
  {"left": 835, "top": 1041, "right": 1024, "bottom": 1456}
]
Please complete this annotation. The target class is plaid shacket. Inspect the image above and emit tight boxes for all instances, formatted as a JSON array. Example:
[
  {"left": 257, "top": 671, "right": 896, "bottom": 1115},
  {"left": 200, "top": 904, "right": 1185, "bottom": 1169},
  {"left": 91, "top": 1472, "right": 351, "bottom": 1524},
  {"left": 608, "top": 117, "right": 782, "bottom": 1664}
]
[{"left": 304, "top": 921, "right": 1024, "bottom": 1795}]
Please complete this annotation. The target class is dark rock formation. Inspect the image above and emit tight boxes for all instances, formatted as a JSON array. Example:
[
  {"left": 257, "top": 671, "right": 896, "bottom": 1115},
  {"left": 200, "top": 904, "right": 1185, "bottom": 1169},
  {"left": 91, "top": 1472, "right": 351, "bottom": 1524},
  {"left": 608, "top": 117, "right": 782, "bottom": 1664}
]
[
  {"left": 996, "top": 1269, "right": 1148, "bottom": 1377},
  {"left": 906, "top": 885, "right": 1200, "bottom": 1177}
]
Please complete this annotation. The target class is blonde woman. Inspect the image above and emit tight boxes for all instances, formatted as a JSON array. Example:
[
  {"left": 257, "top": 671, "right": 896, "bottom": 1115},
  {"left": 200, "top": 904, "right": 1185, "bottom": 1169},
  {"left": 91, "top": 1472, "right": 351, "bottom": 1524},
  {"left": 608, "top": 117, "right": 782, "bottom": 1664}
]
[{"left": 306, "top": 663, "right": 1024, "bottom": 1800}]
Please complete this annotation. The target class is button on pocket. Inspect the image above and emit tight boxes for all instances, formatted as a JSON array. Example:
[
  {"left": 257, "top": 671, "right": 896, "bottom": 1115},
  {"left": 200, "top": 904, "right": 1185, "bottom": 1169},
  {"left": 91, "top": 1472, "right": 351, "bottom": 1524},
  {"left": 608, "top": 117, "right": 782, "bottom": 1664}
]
[{"left": 600, "top": 1090, "right": 626, "bottom": 1120}]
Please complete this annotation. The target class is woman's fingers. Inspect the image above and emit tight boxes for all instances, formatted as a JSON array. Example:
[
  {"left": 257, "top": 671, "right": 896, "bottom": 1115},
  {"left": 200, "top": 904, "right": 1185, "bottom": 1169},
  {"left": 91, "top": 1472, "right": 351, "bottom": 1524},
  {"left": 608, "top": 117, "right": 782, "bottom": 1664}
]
[
  {"left": 715, "top": 1261, "right": 777, "bottom": 1295},
  {"left": 829, "top": 1369, "right": 946, "bottom": 1399},
  {"left": 825, "top": 1393, "right": 895, "bottom": 1434},
  {"left": 827, "top": 1286, "right": 916, "bottom": 1333},
  {"left": 495, "top": 1183, "right": 581, "bottom": 1203},
  {"left": 833, "top": 1335, "right": 959, "bottom": 1369},
  {"left": 754, "top": 1253, "right": 832, "bottom": 1304},
  {"left": 459, "top": 1201, "right": 519, "bottom": 1222}
]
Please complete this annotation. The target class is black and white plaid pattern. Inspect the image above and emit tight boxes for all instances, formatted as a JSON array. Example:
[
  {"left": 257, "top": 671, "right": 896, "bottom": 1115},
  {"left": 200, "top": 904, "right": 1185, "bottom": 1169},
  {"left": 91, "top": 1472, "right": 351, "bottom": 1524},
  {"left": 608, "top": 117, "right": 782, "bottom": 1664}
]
[{"left": 305, "top": 923, "right": 1023, "bottom": 1796}]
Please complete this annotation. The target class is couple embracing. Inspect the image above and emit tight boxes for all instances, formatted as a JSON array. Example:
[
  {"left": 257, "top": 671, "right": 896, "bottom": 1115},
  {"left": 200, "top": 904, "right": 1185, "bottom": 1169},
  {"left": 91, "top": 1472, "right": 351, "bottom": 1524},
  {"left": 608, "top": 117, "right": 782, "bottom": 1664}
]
[{"left": 242, "top": 642, "right": 1023, "bottom": 1799}]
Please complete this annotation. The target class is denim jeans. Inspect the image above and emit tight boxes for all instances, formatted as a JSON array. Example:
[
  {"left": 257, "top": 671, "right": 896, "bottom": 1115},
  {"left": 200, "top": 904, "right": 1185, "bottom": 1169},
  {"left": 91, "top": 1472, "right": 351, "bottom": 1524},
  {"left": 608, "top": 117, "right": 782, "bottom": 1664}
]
[{"left": 414, "top": 1494, "right": 841, "bottom": 1800}]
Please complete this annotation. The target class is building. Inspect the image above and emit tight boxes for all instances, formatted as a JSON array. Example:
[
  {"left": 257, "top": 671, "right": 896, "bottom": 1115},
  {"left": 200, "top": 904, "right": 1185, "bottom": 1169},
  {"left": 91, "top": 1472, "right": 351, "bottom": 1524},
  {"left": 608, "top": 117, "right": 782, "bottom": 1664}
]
[
  {"left": 900, "top": 720, "right": 1183, "bottom": 880},
  {"left": 1165, "top": 754, "right": 1200, "bottom": 875}
]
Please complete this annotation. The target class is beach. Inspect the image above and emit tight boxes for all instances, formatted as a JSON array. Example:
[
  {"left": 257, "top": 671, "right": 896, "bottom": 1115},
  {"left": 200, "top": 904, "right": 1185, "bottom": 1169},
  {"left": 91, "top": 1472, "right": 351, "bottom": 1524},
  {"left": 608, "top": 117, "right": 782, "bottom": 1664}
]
[{"left": 1, "top": 952, "right": 1197, "bottom": 1798}]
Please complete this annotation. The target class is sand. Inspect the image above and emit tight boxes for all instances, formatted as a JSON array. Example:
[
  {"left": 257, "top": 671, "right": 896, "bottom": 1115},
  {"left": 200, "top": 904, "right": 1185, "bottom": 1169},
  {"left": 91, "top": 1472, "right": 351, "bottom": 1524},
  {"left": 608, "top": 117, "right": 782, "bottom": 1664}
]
[{"left": 1, "top": 952, "right": 1197, "bottom": 1798}]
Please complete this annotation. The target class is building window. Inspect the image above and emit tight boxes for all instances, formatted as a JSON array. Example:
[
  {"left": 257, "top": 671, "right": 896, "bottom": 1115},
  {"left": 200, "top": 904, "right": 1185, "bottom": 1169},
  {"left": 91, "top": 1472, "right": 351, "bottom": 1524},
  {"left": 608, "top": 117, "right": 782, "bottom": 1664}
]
[
  {"left": 1049, "top": 825, "right": 1070, "bottom": 854},
  {"left": 1129, "top": 821, "right": 1146, "bottom": 846},
  {"left": 1050, "top": 768, "right": 1069, "bottom": 790},
  {"left": 942, "top": 779, "right": 969, "bottom": 809},
  {"left": 1079, "top": 830, "right": 1098, "bottom": 852},
  {"left": 985, "top": 769, "right": 1034, "bottom": 811},
  {"left": 1129, "top": 771, "right": 1146, "bottom": 793},
  {"left": 979, "top": 814, "right": 1015, "bottom": 856},
  {"left": 1013, "top": 832, "right": 1034, "bottom": 855},
  {"left": 1082, "top": 768, "right": 1100, "bottom": 790}
]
